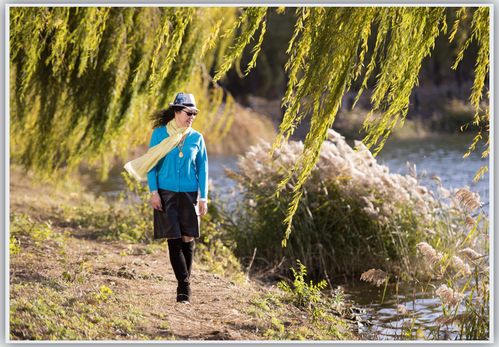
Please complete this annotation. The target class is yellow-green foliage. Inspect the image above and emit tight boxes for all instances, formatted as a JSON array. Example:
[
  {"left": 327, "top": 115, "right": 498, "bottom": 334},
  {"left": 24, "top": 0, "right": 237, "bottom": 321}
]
[
  {"left": 11, "top": 6, "right": 489, "bottom": 247},
  {"left": 449, "top": 7, "right": 489, "bottom": 182},
  {"left": 277, "top": 7, "right": 489, "bottom": 245},
  {"left": 9, "top": 7, "right": 240, "bottom": 180},
  {"left": 212, "top": 7, "right": 268, "bottom": 81}
]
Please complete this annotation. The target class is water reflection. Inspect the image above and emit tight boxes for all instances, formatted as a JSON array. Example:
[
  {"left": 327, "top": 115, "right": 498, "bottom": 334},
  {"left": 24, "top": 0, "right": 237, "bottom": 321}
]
[{"left": 342, "top": 280, "right": 464, "bottom": 340}]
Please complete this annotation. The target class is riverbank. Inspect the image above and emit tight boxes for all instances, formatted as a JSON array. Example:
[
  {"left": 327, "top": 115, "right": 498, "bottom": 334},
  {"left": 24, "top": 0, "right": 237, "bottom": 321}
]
[
  {"left": 206, "top": 103, "right": 276, "bottom": 156},
  {"left": 244, "top": 95, "right": 483, "bottom": 142},
  {"left": 8, "top": 166, "right": 361, "bottom": 341}
]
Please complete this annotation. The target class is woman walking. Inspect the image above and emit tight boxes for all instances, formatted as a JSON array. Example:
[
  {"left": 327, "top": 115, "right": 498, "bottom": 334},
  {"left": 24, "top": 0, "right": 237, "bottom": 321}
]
[{"left": 124, "top": 92, "right": 208, "bottom": 303}]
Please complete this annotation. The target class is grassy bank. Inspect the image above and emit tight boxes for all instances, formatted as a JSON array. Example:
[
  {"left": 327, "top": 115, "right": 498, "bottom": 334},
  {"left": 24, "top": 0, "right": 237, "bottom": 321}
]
[
  {"left": 225, "top": 130, "right": 458, "bottom": 278},
  {"left": 8, "top": 166, "right": 360, "bottom": 341}
]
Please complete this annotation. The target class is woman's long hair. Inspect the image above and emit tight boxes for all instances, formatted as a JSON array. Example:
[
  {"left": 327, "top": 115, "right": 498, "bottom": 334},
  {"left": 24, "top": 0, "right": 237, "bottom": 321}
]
[{"left": 149, "top": 106, "right": 184, "bottom": 129}]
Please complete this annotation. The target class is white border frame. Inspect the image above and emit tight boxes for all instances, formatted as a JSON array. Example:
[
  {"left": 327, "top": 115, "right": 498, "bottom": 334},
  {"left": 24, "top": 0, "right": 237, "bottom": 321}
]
[{"left": 3, "top": 2, "right": 495, "bottom": 345}]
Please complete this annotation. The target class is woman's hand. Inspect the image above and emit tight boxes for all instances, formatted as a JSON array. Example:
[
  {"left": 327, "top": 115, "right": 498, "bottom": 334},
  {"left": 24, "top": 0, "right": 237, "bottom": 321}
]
[
  {"left": 198, "top": 200, "right": 208, "bottom": 217},
  {"left": 150, "top": 191, "right": 162, "bottom": 211}
]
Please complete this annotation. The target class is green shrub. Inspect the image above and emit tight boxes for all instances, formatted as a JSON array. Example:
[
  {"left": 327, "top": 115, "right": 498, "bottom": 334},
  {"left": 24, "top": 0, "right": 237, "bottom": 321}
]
[{"left": 225, "top": 131, "right": 471, "bottom": 279}]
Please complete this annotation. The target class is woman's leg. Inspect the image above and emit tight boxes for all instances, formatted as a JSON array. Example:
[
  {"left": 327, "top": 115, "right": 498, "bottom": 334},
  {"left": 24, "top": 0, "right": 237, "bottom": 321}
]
[
  {"left": 174, "top": 192, "right": 199, "bottom": 302},
  {"left": 181, "top": 236, "right": 195, "bottom": 280},
  {"left": 167, "top": 238, "right": 191, "bottom": 302}
]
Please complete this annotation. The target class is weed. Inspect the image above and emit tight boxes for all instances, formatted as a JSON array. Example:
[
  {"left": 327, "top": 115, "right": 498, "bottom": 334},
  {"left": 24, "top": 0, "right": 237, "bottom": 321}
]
[
  {"left": 278, "top": 260, "right": 327, "bottom": 308},
  {"left": 246, "top": 260, "right": 357, "bottom": 341},
  {"left": 93, "top": 285, "right": 113, "bottom": 303},
  {"left": 158, "top": 321, "right": 170, "bottom": 330}
]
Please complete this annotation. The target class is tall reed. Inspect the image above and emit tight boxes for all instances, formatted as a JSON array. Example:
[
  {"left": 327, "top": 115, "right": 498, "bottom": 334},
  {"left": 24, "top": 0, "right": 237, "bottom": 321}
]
[
  {"left": 361, "top": 186, "right": 488, "bottom": 340},
  {"left": 225, "top": 129, "right": 475, "bottom": 280},
  {"left": 420, "top": 187, "right": 488, "bottom": 340}
]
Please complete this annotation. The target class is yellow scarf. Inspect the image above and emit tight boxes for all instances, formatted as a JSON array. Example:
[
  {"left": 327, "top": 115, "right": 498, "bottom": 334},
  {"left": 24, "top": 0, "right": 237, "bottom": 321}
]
[{"left": 124, "top": 119, "right": 191, "bottom": 181}]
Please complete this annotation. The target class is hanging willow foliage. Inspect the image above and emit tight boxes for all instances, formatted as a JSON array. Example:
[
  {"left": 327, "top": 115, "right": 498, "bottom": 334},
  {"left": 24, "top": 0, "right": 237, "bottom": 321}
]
[
  {"left": 10, "top": 6, "right": 489, "bottom": 246},
  {"left": 9, "top": 7, "right": 246, "bottom": 180},
  {"left": 212, "top": 6, "right": 489, "bottom": 246},
  {"left": 449, "top": 7, "right": 490, "bottom": 182}
]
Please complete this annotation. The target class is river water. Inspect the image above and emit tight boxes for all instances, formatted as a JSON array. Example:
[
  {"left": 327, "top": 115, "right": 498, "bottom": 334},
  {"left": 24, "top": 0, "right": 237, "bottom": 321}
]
[
  {"left": 94, "top": 132, "right": 490, "bottom": 340},
  {"left": 375, "top": 134, "right": 489, "bottom": 214}
]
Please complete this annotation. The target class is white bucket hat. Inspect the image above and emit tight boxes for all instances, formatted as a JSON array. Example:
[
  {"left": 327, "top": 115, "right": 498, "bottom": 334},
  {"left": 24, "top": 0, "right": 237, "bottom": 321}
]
[{"left": 169, "top": 92, "right": 199, "bottom": 113}]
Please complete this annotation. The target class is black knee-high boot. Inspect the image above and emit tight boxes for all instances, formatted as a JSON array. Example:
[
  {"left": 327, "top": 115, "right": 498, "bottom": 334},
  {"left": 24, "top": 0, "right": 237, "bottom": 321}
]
[
  {"left": 182, "top": 240, "right": 195, "bottom": 278},
  {"left": 167, "top": 238, "right": 191, "bottom": 302}
]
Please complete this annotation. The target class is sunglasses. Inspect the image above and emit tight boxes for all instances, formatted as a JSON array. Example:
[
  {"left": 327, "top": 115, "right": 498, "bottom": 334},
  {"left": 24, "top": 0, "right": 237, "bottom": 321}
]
[{"left": 183, "top": 110, "right": 197, "bottom": 117}]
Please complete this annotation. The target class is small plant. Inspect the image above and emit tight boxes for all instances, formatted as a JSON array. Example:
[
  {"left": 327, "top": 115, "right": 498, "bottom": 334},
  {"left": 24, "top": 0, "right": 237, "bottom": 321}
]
[
  {"left": 278, "top": 260, "right": 327, "bottom": 309},
  {"left": 158, "top": 321, "right": 170, "bottom": 330},
  {"left": 93, "top": 285, "right": 114, "bottom": 303},
  {"left": 10, "top": 235, "right": 21, "bottom": 255}
]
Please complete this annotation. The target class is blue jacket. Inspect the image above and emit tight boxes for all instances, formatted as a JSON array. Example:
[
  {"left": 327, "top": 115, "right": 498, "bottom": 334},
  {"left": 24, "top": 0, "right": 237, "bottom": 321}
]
[{"left": 147, "top": 126, "right": 208, "bottom": 200}]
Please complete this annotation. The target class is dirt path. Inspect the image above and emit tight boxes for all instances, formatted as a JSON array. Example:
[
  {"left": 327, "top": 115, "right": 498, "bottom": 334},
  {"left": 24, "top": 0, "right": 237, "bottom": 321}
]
[{"left": 9, "top": 167, "right": 358, "bottom": 341}]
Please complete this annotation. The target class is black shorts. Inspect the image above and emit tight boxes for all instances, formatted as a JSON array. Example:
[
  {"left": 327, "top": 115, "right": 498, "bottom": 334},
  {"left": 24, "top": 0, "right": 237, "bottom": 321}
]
[{"left": 153, "top": 189, "right": 200, "bottom": 239}]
